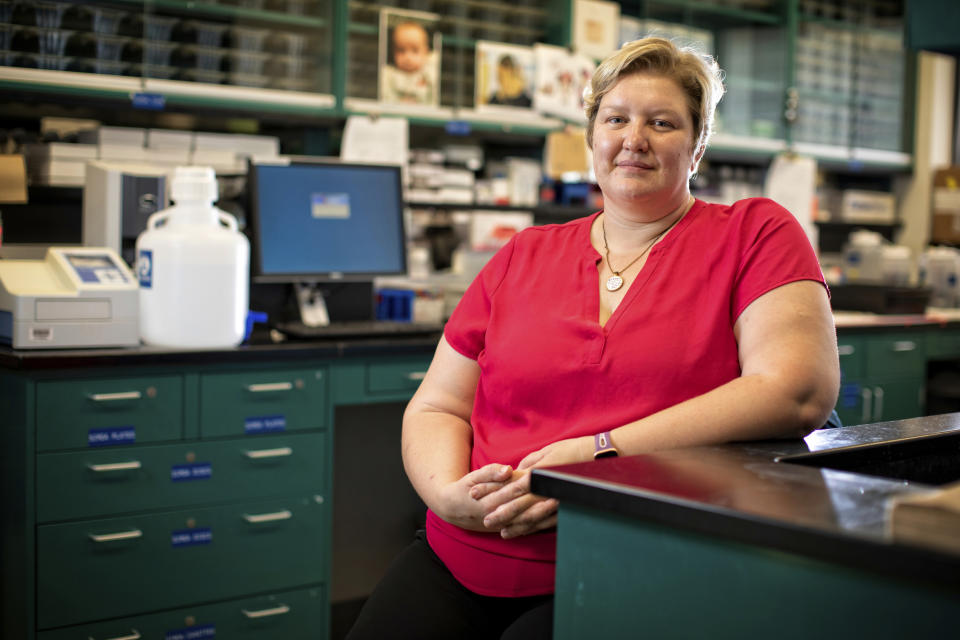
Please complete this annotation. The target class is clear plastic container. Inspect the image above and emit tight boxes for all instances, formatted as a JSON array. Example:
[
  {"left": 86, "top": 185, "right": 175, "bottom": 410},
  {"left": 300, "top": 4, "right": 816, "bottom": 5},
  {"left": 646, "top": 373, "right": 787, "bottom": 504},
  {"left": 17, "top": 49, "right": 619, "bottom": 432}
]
[
  {"left": 94, "top": 34, "right": 128, "bottom": 61},
  {"left": 184, "top": 68, "right": 226, "bottom": 84},
  {"left": 91, "top": 7, "right": 125, "bottom": 35},
  {"left": 143, "top": 15, "right": 178, "bottom": 41},
  {"left": 267, "top": 31, "right": 306, "bottom": 56},
  {"left": 0, "top": 24, "right": 11, "bottom": 50},
  {"left": 0, "top": 1, "right": 13, "bottom": 24},
  {"left": 34, "top": 53, "right": 71, "bottom": 70},
  {"left": 36, "top": 28, "right": 72, "bottom": 56},
  {"left": 190, "top": 20, "right": 229, "bottom": 48},
  {"left": 228, "top": 72, "right": 270, "bottom": 88},
  {"left": 91, "top": 59, "right": 127, "bottom": 75},
  {"left": 34, "top": 1, "right": 66, "bottom": 28},
  {"left": 143, "top": 40, "right": 177, "bottom": 66},
  {"left": 187, "top": 45, "right": 227, "bottom": 71},
  {"left": 230, "top": 26, "right": 270, "bottom": 51},
  {"left": 227, "top": 50, "right": 270, "bottom": 75}
]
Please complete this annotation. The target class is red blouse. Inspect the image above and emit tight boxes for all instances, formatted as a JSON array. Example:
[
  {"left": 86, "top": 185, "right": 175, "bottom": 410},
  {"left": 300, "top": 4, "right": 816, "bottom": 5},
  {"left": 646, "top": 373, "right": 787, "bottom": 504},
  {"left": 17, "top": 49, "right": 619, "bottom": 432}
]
[{"left": 428, "top": 198, "right": 827, "bottom": 597}]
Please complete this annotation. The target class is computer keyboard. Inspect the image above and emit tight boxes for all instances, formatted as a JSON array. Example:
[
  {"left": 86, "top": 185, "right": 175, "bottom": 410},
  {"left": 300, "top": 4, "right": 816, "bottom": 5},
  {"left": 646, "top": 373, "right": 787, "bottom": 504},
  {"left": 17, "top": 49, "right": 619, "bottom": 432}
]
[{"left": 274, "top": 319, "right": 444, "bottom": 340}]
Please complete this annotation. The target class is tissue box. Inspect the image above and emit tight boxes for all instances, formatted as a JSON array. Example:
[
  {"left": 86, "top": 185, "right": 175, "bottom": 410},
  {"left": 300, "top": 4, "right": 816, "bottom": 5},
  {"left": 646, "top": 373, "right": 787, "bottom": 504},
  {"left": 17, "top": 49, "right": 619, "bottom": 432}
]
[{"left": 840, "top": 189, "right": 896, "bottom": 223}]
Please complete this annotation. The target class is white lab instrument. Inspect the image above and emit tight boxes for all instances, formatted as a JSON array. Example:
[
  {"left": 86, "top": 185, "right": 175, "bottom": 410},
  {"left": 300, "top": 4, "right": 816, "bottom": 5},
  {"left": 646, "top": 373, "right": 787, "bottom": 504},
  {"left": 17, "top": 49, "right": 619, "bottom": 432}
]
[{"left": 0, "top": 246, "right": 139, "bottom": 349}]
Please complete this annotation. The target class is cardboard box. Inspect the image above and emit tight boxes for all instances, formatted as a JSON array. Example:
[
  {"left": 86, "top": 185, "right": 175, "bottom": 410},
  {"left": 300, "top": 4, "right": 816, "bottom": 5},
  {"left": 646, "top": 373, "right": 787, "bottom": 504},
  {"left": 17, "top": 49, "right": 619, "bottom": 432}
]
[
  {"left": 0, "top": 155, "right": 28, "bottom": 203},
  {"left": 931, "top": 167, "right": 960, "bottom": 244}
]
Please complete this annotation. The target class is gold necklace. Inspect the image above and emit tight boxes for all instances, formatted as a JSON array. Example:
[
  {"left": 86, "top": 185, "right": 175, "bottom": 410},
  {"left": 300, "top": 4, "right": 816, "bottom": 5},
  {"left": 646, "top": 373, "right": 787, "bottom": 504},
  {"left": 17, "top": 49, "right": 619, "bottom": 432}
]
[{"left": 601, "top": 219, "right": 672, "bottom": 292}]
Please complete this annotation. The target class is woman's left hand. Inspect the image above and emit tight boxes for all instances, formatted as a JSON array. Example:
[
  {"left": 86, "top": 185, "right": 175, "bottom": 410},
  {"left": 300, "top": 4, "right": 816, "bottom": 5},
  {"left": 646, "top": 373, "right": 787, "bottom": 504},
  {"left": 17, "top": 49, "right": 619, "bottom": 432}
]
[{"left": 516, "top": 435, "right": 593, "bottom": 471}]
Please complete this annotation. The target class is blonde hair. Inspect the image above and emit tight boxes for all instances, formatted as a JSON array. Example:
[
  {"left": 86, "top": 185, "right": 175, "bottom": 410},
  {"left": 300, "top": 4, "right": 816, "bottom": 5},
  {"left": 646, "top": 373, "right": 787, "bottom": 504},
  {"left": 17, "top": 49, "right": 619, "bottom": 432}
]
[{"left": 583, "top": 37, "right": 725, "bottom": 153}]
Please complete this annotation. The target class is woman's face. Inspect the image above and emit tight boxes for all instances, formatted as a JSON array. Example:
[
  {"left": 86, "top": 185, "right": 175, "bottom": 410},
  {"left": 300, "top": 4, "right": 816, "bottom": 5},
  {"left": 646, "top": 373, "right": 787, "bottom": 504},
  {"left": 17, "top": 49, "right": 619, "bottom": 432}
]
[{"left": 592, "top": 72, "right": 701, "bottom": 215}]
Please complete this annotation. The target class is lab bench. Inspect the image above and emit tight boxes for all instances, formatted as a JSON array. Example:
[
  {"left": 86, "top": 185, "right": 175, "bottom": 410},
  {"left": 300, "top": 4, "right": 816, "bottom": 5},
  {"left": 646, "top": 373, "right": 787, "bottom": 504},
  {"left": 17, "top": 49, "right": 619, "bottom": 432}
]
[
  {"left": 0, "top": 336, "right": 438, "bottom": 639},
  {"left": 531, "top": 415, "right": 960, "bottom": 640}
]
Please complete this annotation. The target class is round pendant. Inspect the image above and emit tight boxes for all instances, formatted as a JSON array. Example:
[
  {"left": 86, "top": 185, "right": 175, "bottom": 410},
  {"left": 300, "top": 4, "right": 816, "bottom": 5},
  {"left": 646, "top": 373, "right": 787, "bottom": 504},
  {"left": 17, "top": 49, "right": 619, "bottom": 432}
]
[{"left": 606, "top": 275, "right": 624, "bottom": 292}]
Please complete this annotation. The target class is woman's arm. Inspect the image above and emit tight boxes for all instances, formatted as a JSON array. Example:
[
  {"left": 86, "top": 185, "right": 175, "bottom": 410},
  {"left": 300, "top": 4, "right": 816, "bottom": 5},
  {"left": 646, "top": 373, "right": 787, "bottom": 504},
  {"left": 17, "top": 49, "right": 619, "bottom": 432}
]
[{"left": 402, "top": 336, "right": 518, "bottom": 532}]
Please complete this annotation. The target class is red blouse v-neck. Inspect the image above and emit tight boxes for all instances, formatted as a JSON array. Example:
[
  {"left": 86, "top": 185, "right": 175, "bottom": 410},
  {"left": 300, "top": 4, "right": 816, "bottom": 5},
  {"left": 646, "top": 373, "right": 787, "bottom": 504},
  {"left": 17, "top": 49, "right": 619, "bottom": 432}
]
[{"left": 427, "top": 197, "right": 827, "bottom": 597}]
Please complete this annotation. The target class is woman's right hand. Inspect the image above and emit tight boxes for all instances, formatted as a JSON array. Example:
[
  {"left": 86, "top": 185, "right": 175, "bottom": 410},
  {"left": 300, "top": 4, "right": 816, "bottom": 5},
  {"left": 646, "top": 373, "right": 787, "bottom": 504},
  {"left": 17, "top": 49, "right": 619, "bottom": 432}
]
[{"left": 435, "top": 463, "right": 514, "bottom": 532}]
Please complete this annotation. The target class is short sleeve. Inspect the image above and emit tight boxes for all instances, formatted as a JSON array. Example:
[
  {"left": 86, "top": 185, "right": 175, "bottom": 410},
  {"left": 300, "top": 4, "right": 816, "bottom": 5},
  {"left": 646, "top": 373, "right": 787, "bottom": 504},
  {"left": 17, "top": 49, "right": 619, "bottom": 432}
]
[
  {"left": 444, "top": 236, "right": 518, "bottom": 360},
  {"left": 731, "top": 199, "right": 827, "bottom": 320}
]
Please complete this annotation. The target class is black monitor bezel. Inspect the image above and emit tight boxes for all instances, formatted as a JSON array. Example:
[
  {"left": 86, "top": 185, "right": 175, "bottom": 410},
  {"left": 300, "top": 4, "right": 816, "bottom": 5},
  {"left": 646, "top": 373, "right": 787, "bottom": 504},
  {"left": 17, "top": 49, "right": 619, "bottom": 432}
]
[{"left": 247, "top": 158, "right": 408, "bottom": 284}]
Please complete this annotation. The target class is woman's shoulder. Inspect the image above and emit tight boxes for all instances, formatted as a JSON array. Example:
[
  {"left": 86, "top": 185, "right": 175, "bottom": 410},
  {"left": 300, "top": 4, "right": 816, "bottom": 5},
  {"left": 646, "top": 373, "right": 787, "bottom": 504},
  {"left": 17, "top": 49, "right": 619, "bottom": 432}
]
[{"left": 696, "top": 197, "right": 799, "bottom": 232}]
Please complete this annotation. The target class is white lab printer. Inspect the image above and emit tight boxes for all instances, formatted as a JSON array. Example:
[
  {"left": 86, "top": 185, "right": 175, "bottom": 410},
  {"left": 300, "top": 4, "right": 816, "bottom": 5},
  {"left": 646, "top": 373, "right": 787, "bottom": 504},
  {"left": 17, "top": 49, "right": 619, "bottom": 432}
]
[{"left": 0, "top": 246, "right": 139, "bottom": 349}]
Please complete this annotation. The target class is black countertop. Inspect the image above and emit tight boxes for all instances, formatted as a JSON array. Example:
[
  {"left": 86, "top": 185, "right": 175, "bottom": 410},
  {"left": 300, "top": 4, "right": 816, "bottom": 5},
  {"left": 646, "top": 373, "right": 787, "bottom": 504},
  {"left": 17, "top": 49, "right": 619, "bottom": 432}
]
[
  {"left": 0, "top": 333, "right": 442, "bottom": 370},
  {"left": 531, "top": 414, "right": 960, "bottom": 590}
]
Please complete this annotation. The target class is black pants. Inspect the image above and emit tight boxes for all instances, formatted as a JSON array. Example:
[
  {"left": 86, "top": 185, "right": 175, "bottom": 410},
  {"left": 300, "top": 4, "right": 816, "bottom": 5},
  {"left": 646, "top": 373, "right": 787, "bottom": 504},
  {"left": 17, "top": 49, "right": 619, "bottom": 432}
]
[{"left": 345, "top": 530, "right": 554, "bottom": 640}]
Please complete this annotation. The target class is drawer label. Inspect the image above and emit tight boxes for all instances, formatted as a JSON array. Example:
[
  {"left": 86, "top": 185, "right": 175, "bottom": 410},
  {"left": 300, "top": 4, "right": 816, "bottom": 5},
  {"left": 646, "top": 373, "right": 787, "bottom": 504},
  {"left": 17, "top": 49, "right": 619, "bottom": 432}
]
[
  {"left": 88, "top": 426, "right": 136, "bottom": 447},
  {"left": 171, "top": 462, "right": 213, "bottom": 482},
  {"left": 171, "top": 527, "right": 212, "bottom": 547},
  {"left": 166, "top": 623, "right": 216, "bottom": 640},
  {"left": 244, "top": 414, "right": 286, "bottom": 434}
]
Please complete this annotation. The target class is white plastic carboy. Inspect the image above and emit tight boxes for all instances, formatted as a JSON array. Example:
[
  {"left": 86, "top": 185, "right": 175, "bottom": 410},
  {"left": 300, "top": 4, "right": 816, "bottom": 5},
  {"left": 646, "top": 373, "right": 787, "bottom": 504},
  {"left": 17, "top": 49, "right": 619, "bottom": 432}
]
[{"left": 136, "top": 166, "right": 249, "bottom": 348}]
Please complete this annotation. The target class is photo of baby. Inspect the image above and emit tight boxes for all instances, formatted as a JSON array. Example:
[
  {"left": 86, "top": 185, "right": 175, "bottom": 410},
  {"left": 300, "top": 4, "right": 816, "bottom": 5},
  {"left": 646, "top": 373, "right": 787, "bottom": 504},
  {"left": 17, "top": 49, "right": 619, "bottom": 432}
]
[
  {"left": 378, "top": 9, "right": 441, "bottom": 107},
  {"left": 475, "top": 41, "right": 536, "bottom": 113}
]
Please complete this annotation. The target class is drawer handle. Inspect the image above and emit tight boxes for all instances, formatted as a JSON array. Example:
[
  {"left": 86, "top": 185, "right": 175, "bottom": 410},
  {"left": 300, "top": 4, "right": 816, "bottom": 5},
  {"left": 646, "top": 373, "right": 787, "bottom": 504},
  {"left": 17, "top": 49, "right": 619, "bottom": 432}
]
[
  {"left": 892, "top": 340, "right": 916, "bottom": 352},
  {"left": 89, "top": 529, "right": 143, "bottom": 543},
  {"left": 245, "top": 382, "right": 293, "bottom": 393},
  {"left": 243, "top": 510, "right": 292, "bottom": 524},
  {"left": 87, "top": 460, "right": 142, "bottom": 473},
  {"left": 90, "top": 630, "right": 141, "bottom": 640},
  {"left": 244, "top": 447, "right": 293, "bottom": 460},
  {"left": 837, "top": 345, "right": 855, "bottom": 356},
  {"left": 405, "top": 371, "right": 427, "bottom": 381},
  {"left": 242, "top": 604, "right": 290, "bottom": 619},
  {"left": 87, "top": 391, "right": 142, "bottom": 402}
]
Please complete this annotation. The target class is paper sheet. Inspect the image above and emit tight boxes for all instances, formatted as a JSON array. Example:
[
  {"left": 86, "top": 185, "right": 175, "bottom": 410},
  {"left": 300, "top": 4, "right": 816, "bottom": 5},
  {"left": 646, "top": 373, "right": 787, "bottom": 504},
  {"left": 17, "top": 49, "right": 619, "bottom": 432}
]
[
  {"left": 763, "top": 153, "right": 818, "bottom": 253},
  {"left": 340, "top": 115, "right": 409, "bottom": 167}
]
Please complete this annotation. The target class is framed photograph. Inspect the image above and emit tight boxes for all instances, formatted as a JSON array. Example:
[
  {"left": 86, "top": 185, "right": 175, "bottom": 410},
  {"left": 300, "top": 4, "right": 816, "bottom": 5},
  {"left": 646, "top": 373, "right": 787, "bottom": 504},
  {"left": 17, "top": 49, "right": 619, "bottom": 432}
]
[
  {"left": 378, "top": 8, "right": 442, "bottom": 107},
  {"left": 533, "top": 43, "right": 596, "bottom": 122},
  {"left": 474, "top": 41, "right": 536, "bottom": 113},
  {"left": 573, "top": 0, "right": 620, "bottom": 60}
]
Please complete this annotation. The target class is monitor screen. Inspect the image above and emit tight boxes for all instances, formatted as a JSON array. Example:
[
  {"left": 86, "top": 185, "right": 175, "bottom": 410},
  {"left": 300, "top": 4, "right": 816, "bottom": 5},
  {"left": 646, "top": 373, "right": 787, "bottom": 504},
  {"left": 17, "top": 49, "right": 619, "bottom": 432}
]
[{"left": 249, "top": 160, "right": 407, "bottom": 282}]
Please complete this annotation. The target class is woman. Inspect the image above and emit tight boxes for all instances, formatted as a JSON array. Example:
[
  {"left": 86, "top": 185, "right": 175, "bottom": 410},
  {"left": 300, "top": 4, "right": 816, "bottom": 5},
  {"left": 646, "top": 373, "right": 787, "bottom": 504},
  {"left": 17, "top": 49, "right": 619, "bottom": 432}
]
[{"left": 347, "top": 37, "right": 840, "bottom": 639}]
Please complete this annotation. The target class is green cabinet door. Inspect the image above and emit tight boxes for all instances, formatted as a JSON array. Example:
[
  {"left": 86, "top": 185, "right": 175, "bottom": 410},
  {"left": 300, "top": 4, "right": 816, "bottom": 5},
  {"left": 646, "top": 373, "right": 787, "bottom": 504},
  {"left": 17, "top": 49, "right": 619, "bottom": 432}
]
[
  {"left": 36, "top": 375, "right": 184, "bottom": 451},
  {"left": 37, "top": 586, "right": 326, "bottom": 640},
  {"left": 37, "top": 496, "right": 326, "bottom": 629},
  {"left": 37, "top": 432, "right": 326, "bottom": 522},
  {"left": 199, "top": 367, "right": 328, "bottom": 437}
]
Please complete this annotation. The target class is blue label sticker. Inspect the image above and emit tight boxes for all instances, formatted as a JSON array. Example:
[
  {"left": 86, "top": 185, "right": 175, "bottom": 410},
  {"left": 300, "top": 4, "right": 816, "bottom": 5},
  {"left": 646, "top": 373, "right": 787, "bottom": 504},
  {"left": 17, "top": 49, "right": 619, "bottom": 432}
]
[
  {"left": 171, "top": 462, "right": 213, "bottom": 482},
  {"left": 132, "top": 92, "right": 166, "bottom": 110},
  {"left": 244, "top": 415, "right": 286, "bottom": 434},
  {"left": 445, "top": 120, "right": 471, "bottom": 136},
  {"left": 171, "top": 527, "right": 212, "bottom": 547},
  {"left": 166, "top": 623, "right": 216, "bottom": 640},
  {"left": 88, "top": 426, "right": 136, "bottom": 447},
  {"left": 137, "top": 249, "right": 153, "bottom": 289}
]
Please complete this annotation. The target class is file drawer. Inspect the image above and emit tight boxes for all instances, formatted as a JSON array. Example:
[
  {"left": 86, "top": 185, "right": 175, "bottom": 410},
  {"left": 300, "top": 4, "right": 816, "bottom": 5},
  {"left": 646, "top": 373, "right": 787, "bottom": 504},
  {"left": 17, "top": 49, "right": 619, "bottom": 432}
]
[
  {"left": 365, "top": 358, "right": 430, "bottom": 395},
  {"left": 199, "top": 367, "right": 327, "bottom": 437},
  {"left": 865, "top": 332, "right": 925, "bottom": 378},
  {"left": 36, "top": 375, "right": 184, "bottom": 451},
  {"left": 37, "top": 432, "right": 327, "bottom": 522},
  {"left": 37, "top": 495, "right": 326, "bottom": 629},
  {"left": 37, "top": 585, "right": 326, "bottom": 640}
]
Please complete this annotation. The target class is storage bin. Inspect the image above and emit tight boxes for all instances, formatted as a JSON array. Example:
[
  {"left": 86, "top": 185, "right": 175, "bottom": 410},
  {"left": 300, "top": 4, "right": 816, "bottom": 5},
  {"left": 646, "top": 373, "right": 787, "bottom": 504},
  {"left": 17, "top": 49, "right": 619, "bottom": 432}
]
[
  {"left": 90, "top": 59, "right": 127, "bottom": 75},
  {"left": 186, "top": 44, "right": 227, "bottom": 71},
  {"left": 34, "top": 53, "right": 70, "bottom": 70},
  {"left": 33, "top": 1, "right": 66, "bottom": 28},
  {"left": 230, "top": 26, "right": 270, "bottom": 50},
  {"left": 94, "top": 34, "right": 127, "bottom": 61},
  {"left": 0, "top": 24, "right": 11, "bottom": 50},
  {"left": 184, "top": 68, "right": 225, "bottom": 84},
  {"left": 228, "top": 72, "right": 270, "bottom": 88},
  {"left": 36, "top": 28, "right": 71, "bottom": 56},
  {"left": 227, "top": 50, "right": 270, "bottom": 75},
  {"left": 90, "top": 7, "right": 125, "bottom": 35},
  {"left": 143, "top": 40, "right": 176, "bottom": 66},
  {"left": 143, "top": 15, "right": 178, "bottom": 40},
  {"left": 189, "top": 20, "right": 229, "bottom": 47}
]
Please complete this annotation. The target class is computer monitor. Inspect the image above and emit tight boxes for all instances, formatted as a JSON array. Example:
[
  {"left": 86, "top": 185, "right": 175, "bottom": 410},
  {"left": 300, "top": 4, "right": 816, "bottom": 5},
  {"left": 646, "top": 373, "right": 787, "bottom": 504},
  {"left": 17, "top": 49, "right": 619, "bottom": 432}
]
[{"left": 247, "top": 159, "right": 408, "bottom": 324}]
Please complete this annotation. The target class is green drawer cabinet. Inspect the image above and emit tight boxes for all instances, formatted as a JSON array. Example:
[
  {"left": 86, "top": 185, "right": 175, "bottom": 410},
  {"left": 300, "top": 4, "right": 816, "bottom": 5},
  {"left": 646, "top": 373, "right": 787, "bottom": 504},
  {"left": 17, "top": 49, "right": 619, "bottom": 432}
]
[
  {"left": 37, "top": 496, "right": 326, "bottom": 628},
  {"left": 1, "top": 347, "right": 435, "bottom": 639},
  {"left": 36, "top": 375, "right": 185, "bottom": 451},
  {"left": 36, "top": 432, "right": 326, "bottom": 522},
  {"left": 37, "top": 586, "right": 326, "bottom": 640},
  {"left": 199, "top": 367, "right": 328, "bottom": 437},
  {"left": 836, "top": 330, "right": 926, "bottom": 425}
]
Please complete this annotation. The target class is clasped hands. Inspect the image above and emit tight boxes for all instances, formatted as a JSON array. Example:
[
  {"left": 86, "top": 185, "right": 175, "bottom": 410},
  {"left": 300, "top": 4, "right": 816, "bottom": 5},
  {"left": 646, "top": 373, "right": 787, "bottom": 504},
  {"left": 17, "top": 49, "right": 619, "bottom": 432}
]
[{"left": 438, "top": 435, "right": 591, "bottom": 539}]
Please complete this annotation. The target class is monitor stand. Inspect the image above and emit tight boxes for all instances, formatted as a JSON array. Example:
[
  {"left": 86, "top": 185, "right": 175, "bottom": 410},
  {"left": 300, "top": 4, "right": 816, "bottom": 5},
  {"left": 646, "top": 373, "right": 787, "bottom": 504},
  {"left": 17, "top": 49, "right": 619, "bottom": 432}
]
[
  {"left": 295, "top": 282, "right": 330, "bottom": 327},
  {"left": 293, "top": 281, "right": 376, "bottom": 325}
]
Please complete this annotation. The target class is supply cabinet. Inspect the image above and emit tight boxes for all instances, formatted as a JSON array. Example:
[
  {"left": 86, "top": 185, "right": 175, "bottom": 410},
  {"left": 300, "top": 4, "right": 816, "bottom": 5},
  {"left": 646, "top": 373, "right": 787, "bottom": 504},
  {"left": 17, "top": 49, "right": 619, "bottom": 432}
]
[
  {"left": 835, "top": 328, "right": 926, "bottom": 425},
  {"left": 0, "top": 343, "right": 436, "bottom": 639}
]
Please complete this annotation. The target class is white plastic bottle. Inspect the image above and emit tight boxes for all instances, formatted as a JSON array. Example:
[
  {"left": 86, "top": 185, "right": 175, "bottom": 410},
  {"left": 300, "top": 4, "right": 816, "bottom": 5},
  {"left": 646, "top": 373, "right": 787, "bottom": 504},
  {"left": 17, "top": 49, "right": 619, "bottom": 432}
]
[{"left": 136, "top": 166, "right": 249, "bottom": 348}]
